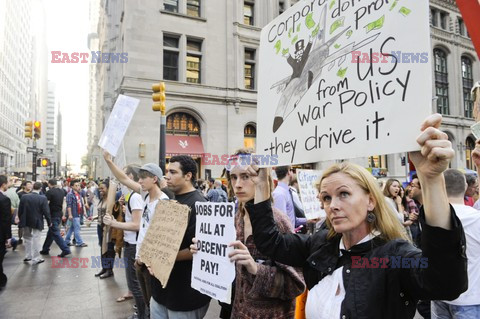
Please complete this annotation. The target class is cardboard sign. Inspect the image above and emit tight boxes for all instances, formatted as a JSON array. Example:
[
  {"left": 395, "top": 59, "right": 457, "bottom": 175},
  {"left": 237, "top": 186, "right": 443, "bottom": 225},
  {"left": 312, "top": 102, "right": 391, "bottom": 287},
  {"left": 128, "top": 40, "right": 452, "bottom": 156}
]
[
  {"left": 191, "top": 202, "right": 236, "bottom": 303},
  {"left": 257, "top": 0, "right": 432, "bottom": 165},
  {"left": 139, "top": 200, "right": 190, "bottom": 288}
]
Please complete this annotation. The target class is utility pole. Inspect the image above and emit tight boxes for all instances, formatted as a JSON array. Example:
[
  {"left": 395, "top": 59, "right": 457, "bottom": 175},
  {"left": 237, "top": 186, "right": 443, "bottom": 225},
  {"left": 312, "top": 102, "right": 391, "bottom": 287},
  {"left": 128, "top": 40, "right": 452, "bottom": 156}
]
[{"left": 32, "top": 139, "right": 37, "bottom": 181}]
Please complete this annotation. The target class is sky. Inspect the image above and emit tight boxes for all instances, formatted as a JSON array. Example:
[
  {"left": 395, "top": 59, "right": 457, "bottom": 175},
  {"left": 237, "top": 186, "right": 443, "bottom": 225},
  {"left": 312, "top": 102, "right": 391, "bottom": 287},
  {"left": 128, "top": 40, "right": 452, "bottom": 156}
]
[{"left": 44, "top": 0, "right": 91, "bottom": 172}]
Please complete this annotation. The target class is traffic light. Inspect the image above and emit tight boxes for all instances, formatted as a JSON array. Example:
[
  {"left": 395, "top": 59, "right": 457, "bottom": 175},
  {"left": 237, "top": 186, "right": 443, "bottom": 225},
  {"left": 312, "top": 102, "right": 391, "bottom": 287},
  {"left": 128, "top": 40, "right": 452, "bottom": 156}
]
[
  {"left": 152, "top": 82, "right": 166, "bottom": 113},
  {"left": 37, "top": 157, "right": 50, "bottom": 167},
  {"left": 33, "top": 121, "right": 41, "bottom": 139},
  {"left": 41, "top": 158, "right": 50, "bottom": 167},
  {"left": 24, "top": 121, "right": 33, "bottom": 139}
]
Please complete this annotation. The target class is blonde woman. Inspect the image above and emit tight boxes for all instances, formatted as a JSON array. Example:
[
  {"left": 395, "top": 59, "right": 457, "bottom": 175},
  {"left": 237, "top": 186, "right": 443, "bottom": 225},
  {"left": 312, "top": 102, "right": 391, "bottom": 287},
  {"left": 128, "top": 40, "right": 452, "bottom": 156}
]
[{"left": 244, "top": 114, "right": 467, "bottom": 319}]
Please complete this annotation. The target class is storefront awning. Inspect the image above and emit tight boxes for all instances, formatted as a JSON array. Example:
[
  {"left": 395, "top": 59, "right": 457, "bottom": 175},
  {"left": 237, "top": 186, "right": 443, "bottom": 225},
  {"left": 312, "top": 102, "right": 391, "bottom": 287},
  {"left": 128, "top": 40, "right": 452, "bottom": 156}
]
[{"left": 166, "top": 135, "right": 205, "bottom": 158}]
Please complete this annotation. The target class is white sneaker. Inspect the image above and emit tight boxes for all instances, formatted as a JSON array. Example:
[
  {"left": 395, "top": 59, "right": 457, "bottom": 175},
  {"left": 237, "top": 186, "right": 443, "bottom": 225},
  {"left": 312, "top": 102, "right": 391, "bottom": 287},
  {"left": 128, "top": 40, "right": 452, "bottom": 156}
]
[{"left": 32, "top": 258, "right": 45, "bottom": 265}]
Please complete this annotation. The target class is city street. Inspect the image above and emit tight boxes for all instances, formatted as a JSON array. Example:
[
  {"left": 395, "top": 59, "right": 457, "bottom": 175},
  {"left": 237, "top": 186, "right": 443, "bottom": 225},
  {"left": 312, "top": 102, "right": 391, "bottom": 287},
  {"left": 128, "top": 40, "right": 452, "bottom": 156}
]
[{"left": 0, "top": 223, "right": 220, "bottom": 319}]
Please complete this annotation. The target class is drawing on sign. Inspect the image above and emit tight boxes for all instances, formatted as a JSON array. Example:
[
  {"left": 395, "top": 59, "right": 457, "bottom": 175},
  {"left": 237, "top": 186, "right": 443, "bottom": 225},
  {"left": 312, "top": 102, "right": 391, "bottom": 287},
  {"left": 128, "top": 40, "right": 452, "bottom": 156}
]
[
  {"left": 270, "top": 5, "right": 380, "bottom": 133},
  {"left": 258, "top": 0, "right": 431, "bottom": 166}
]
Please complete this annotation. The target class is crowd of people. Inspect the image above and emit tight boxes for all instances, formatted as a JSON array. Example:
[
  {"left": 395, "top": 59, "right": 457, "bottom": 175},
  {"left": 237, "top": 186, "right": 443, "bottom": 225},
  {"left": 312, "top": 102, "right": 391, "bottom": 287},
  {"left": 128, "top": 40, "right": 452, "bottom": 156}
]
[{"left": 1, "top": 114, "right": 479, "bottom": 319}]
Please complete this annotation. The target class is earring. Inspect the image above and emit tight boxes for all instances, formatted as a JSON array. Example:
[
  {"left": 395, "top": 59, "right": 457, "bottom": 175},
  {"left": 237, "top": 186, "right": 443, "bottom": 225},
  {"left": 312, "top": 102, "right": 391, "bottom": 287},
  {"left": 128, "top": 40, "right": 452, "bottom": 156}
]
[{"left": 367, "top": 211, "right": 376, "bottom": 223}]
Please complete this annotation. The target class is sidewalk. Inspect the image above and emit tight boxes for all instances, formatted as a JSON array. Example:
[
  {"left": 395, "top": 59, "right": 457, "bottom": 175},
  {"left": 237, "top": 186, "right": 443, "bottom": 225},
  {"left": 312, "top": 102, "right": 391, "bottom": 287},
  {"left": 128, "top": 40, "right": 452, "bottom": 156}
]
[{"left": 0, "top": 224, "right": 220, "bottom": 319}]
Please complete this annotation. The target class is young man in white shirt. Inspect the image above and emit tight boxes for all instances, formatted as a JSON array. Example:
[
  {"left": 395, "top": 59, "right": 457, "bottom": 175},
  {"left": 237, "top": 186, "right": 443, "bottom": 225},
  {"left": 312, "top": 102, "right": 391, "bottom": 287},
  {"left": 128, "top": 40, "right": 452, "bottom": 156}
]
[
  {"left": 103, "top": 152, "right": 169, "bottom": 319},
  {"left": 431, "top": 169, "right": 480, "bottom": 318}
]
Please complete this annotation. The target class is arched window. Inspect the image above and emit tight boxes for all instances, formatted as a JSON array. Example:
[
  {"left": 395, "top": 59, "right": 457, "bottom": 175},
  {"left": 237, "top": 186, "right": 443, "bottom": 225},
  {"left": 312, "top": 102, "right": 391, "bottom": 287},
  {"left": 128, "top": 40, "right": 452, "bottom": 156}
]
[
  {"left": 462, "top": 56, "right": 474, "bottom": 118},
  {"left": 166, "top": 112, "right": 200, "bottom": 135},
  {"left": 466, "top": 136, "right": 476, "bottom": 170},
  {"left": 244, "top": 124, "right": 256, "bottom": 149},
  {"left": 434, "top": 49, "right": 449, "bottom": 114}
]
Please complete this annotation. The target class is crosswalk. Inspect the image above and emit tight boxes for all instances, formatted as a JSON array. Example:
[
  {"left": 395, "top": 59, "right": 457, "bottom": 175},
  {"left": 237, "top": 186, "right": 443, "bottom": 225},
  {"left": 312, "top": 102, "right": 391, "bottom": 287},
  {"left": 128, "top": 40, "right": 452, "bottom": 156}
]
[{"left": 12, "top": 220, "right": 101, "bottom": 241}]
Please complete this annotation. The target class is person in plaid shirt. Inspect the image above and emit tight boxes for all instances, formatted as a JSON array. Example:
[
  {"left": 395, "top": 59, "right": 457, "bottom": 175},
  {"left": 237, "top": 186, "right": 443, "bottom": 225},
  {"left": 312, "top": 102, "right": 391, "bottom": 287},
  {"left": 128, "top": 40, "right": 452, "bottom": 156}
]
[{"left": 64, "top": 180, "right": 87, "bottom": 247}]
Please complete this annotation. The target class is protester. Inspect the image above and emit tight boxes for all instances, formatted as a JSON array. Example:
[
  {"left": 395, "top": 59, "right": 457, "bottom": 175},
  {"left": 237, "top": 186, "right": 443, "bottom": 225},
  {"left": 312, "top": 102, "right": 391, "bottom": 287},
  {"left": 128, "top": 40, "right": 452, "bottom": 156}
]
[
  {"left": 103, "top": 151, "right": 171, "bottom": 319},
  {"left": 245, "top": 114, "right": 467, "bottom": 318},
  {"left": 102, "top": 164, "right": 147, "bottom": 319},
  {"left": 18, "top": 182, "right": 51, "bottom": 265},
  {"left": 64, "top": 180, "right": 88, "bottom": 247},
  {"left": 0, "top": 175, "right": 12, "bottom": 288},
  {"left": 40, "top": 179, "right": 71, "bottom": 257},
  {"left": 191, "top": 148, "right": 305, "bottom": 318},
  {"left": 93, "top": 180, "right": 116, "bottom": 279},
  {"left": 206, "top": 180, "right": 228, "bottom": 202},
  {"left": 273, "top": 166, "right": 306, "bottom": 231},
  {"left": 464, "top": 174, "right": 478, "bottom": 207},
  {"left": 150, "top": 155, "right": 211, "bottom": 318},
  {"left": 430, "top": 169, "right": 480, "bottom": 318}
]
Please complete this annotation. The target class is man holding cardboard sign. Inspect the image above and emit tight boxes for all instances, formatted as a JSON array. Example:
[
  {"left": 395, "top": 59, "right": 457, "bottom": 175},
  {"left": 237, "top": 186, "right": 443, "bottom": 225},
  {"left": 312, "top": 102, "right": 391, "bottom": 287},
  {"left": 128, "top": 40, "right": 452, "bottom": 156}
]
[{"left": 149, "top": 155, "right": 211, "bottom": 319}]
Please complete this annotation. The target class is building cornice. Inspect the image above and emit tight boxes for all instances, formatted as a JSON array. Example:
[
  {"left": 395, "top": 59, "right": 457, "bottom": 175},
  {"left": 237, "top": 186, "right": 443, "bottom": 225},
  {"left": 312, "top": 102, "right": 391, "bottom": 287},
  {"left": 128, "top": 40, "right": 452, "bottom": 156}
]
[{"left": 430, "top": 0, "right": 459, "bottom": 12}]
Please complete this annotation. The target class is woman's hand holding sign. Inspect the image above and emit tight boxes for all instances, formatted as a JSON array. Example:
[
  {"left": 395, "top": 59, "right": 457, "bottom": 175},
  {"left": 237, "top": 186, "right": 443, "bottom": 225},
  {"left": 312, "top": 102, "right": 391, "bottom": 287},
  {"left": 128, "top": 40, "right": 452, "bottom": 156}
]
[{"left": 228, "top": 241, "right": 258, "bottom": 275}]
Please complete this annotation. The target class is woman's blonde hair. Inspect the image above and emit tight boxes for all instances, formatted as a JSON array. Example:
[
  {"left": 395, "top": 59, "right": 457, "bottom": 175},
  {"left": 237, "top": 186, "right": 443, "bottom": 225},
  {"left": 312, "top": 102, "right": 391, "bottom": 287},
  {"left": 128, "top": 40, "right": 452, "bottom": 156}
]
[
  {"left": 224, "top": 148, "right": 274, "bottom": 207},
  {"left": 319, "top": 162, "right": 408, "bottom": 241}
]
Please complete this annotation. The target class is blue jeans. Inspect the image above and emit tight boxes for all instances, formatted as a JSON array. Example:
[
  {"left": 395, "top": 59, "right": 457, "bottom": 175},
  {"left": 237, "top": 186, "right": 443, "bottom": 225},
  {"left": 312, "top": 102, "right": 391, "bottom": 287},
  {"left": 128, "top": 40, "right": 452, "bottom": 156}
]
[
  {"left": 42, "top": 217, "right": 70, "bottom": 253},
  {"left": 65, "top": 217, "right": 84, "bottom": 246},
  {"left": 150, "top": 297, "right": 209, "bottom": 319},
  {"left": 432, "top": 301, "right": 480, "bottom": 319}
]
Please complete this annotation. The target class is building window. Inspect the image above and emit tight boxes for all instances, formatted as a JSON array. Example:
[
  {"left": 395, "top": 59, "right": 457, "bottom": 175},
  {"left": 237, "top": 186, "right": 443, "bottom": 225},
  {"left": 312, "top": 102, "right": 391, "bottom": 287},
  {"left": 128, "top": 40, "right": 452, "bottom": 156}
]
[
  {"left": 430, "top": 8, "right": 438, "bottom": 27},
  {"left": 164, "top": 0, "right": 179, "bottom": 13},
  {"left": 163, "top": 35, "right": 180, "bottom": 81},
  {"left": 434, "top": 49, "right": 449, "bottom": 115},
  {"left": 166, "top": 112, "right": 200, "bottom": 135},
  {"left": 244, "top": 49, "right": 256, "bottom": 90},
  {"left": 458, "top": 18, "right": 468, "bottom": 37},
  {"left": 186, "top": 39, "right": 202, "bottom": 84},
  {"left": 368, "top": 155, "right": 387, "bottom": 169},
  {"left": 440, "top": 11, "right": 448, "bottom": 30},
  {"left": 187, "top": 0, "right": 200, "bottom": 17},
  {"left": 466, "top": 137, "right": 476, "bottom": 170},
  {"left": 244, "top": 124, "right": 256, "bottom": 149},
  {"left": 279, "top": 0, "right": 286, "bottom": 15},
  {"left": 244, "top": 1, "right": 254, "bottom": 25},
  {"left": 462, "top": 56, "right": 474, "bottom": 118}
]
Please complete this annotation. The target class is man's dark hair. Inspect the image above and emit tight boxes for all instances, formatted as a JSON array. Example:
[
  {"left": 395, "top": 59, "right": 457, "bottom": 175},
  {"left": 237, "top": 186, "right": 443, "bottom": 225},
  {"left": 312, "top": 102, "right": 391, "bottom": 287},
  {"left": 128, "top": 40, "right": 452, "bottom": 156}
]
[
  {"left": 443, "top": 169, "right": 467, "bottom": 198},
  {"left": 48, "top": 179, "right": 57, "bottom": 186},
  {"left": 169, "top": 155, "right": 197, "bottom": 184},
  {"left": 208, "top": 178, "right": 215, "bottom": 184},
  {"left": 411, "top": 174, "right": 421, "bottom": 188},
  {"left": 465, "top": 174, "right": 477, "bottom": 187},
  {"left": 70, "top": 179, "right": 80, "bottom": 187},
  {"left": 275, "top": 166, "right": 290, "bottom": 180},
  {"left": 33, "top": 182, "right": 43, "bottom": 191},
  {"left": 0, "top": 175, "right": 7, "bottom": 187}
]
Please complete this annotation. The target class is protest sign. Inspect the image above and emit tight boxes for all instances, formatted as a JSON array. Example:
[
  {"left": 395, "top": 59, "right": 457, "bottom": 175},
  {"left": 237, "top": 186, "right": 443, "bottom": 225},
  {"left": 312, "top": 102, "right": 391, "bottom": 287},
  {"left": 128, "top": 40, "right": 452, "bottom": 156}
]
[
  {"left": 297, "top": 169, "right": 325, "bottom": 219},
  {"left": 139, "top": 200, "right": 190, "bottom": 288},
  {"left": 191, "top": 202, "right": 236, "bottom": 303},
  {"left": 257, "top": 0, "right": 432, "bottom": 166},
  {"left": 98, "top": 94, "right": 139, "bottom": 157}
]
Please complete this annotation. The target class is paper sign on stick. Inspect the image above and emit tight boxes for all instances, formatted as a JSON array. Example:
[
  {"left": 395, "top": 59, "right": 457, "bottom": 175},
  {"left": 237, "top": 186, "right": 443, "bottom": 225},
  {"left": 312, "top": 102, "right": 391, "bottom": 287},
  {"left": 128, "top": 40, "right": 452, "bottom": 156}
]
[
  {"left": 191, "top": 202, "right": 236, "bottom": 303},
  {"left": 257, "top": 0, "right": 432, "bottom": 166},
  {"left": 297, "top": 169, "right": 325, "bottom": 219},
  {"left": 139, "top": 200, "right": 190, "bottom": 288},
  {"left": 98, "top": 94, "right": 139, "bottom": 157}
]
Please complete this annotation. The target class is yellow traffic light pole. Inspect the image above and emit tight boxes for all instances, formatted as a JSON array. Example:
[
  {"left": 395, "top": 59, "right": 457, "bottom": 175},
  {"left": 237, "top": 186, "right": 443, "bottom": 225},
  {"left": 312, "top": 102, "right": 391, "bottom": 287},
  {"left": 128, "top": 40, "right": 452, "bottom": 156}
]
[
  {"left": 152, "top": 82, "right": 167, "bottom": 173},
  {"left": 25, "top": 120, "right": 42, "bottom": 180}
]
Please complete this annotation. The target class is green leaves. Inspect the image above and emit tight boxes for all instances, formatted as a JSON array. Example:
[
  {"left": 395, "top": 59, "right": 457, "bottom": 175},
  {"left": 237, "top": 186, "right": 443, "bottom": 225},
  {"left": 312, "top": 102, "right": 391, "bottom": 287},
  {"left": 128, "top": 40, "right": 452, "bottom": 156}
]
[
  {"left": 399, "top": 7, "right": 411, "bottom": 16},
  {"left": 337, "top": 67, "right": 348, "bottom": 78},
  {"left": 274, "top": 40, "right": 282, "bottom": 54}
]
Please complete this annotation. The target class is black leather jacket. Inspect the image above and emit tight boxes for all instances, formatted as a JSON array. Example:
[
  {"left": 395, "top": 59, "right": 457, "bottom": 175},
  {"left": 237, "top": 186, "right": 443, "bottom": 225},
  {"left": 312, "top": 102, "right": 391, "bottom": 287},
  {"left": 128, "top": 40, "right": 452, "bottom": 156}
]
[{"left": 246, "top": 200, "right": 468, "bottom": 319}]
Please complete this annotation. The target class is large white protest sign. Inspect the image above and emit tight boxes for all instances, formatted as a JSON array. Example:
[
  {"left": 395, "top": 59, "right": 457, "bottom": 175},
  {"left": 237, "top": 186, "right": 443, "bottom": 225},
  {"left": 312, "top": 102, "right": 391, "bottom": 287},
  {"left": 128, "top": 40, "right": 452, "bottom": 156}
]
[
  {"left": 98, "top": 94, "right": 139, "bottom": 157},
  {"left": 297, "top": 169, "right": 325, "bottom": 219},
  {"left": 192, "top": 202, "right": 236, "bottom": 303},
  {"left": 258, "top": 0, "right": 432, "bottom": 166}
]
